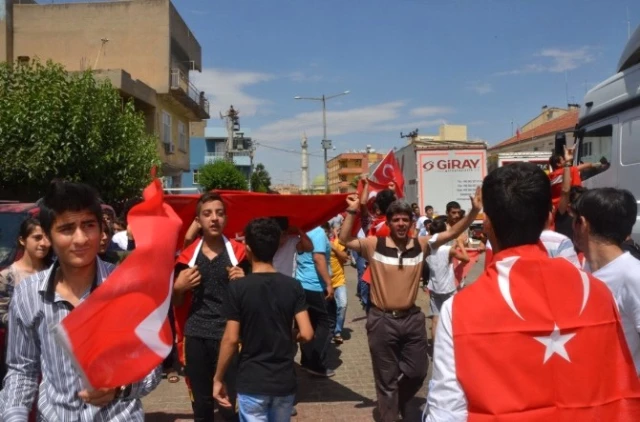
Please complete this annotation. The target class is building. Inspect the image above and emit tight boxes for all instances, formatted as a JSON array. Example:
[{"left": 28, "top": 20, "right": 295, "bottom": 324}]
[
  {"left": 180, "top": 126, "right": 254, "bottom": 191},
  {"left": 490, "top": 106, "right": 580, "bottom": 154},
  {"left": 0, "top": 0, "right": 210, "bottom": 188},
  {"left": 272, "top": 184, "right": 300, "bottom": 195},
  {"left": 411, "top": 124, "right": 468, "bottom": 143},
  {"left": 327, "top": 150, "right": 384, "bottom": 193}
]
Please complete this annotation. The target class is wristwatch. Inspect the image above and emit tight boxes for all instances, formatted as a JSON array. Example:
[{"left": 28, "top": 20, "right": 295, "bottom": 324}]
[{"left": 114, "top": 384, "right": 132, "bottom": 399}]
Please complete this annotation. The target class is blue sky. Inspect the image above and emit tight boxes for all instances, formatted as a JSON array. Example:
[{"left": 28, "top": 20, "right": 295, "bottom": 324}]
[{"left": 175, "top": 0, "right": 640, "bottom": 185}]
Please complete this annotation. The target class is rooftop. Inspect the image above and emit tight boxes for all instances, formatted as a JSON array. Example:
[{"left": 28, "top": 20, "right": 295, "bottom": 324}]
[{"left": 489, "top": 111, "right": 579, "bottom": 151}]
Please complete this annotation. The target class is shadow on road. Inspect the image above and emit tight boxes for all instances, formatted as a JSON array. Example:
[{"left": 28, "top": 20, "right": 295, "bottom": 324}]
[{"left": 145, "top": 412, "right": 193, "bottom": 421}]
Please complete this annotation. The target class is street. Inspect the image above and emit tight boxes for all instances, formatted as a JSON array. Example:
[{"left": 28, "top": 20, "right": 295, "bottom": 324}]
[{"left": 143, "top": 257, "right": 486, "bottom": 421}]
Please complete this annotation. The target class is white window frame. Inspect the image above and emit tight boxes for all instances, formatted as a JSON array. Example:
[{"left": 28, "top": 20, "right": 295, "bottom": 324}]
[
  {"left": 162, "top": 111, "right": 172, "bottom": 145},
  {"left": 193, "top": 169, "right": 199, "bottom": 185},
  {"left": 178, "top": 121, "right": 187, "bottom": 152}
]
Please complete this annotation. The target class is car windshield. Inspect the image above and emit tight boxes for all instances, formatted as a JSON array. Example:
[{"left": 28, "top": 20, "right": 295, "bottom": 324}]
[{"left": 0, "top": 212, "right": 24, "bottom": 269}]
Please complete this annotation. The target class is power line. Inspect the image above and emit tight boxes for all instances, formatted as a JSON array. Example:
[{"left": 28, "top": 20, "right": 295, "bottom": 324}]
[{"left": 254, "top": 142, "right": 326, "bottom": 159}]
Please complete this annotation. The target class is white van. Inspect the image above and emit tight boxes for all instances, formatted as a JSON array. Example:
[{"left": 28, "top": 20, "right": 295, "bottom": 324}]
[{"left": 575, "top": 25, "right": 640, "bottom": 242}]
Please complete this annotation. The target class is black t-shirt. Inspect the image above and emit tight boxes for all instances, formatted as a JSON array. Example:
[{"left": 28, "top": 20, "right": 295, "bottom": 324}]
[
  {"left": 554, "top": 211, "right": 574, "bottom": 240},
  {"left": 224, "top": 272, "right": 307, "bottom": 396},
  {"left": 181, "top": 249, "right": 250, "bottom": 340}
]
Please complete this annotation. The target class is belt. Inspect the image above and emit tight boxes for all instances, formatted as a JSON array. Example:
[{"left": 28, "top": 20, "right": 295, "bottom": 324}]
[{"left": 372, "top": 306, "right": 419, "bottom": 319}]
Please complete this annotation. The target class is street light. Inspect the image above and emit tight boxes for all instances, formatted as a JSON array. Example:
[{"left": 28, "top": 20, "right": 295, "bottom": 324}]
[{"left": 294, "top": 90, "right": 350, "bottom": 192}]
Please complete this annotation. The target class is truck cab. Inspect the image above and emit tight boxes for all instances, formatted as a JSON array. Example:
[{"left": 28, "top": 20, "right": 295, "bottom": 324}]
[{"left": 575, "top": 25, "right": 640, "bottom": 242}]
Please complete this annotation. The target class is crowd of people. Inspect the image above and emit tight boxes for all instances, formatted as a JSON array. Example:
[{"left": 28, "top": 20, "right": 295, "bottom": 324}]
[{"left": 0, "top": 145, "right": 639, "bottom": 421}]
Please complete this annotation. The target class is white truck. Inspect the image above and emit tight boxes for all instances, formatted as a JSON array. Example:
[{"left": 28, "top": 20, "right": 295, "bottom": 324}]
[
  {"left": 488, "top": 151, "right": 552, "bottom": 174},
  {"left": 574, "top": 24, "right": 640, "bottom": 242},
  {"left": 396, "top": 140, "right": 487, "bottom": 217}
]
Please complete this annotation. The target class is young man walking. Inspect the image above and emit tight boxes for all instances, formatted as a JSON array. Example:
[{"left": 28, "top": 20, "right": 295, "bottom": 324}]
[
  {"left": 0, "top": 181, "right": 161, "bottom": 421},
  {"left": 173, "top": 192, "right": 249, "bottom": 422},
  {"left": 339, "top": 190, "right": 482, "bottom": 422},
  {"left": 424, "top": 163, "right": 640, "bottom": 421},
  {"left": 213, "top": 218, "right": 313, "bottom": 421},
  {"left": 572, "top": 188, "right": 640, "bottom": 374}
]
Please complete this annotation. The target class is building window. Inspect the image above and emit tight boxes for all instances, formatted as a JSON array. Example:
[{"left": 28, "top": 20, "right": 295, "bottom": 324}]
[
  {"left": 582, "top": 141, "right": 592, "bottom": 157},
  {"left": 162, "top": 111, "right": 172, "bottom": 145},
  {"left": 354, "top": 159, "right": 362, "bottom": 167},
  {"left": 178, "top": 121, "right": 187, "bottom": 152},
  {"left": 193, "top": 169, "right": 199, "bottom": 185}
]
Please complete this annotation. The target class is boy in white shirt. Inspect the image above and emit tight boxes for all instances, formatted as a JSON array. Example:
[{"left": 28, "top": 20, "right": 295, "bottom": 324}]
[
  {"left": 426, "top": 216, "right": 469, "bottom": 338},
  {"left": 572, "top": 188, "right": 640, "bottom": 374}
]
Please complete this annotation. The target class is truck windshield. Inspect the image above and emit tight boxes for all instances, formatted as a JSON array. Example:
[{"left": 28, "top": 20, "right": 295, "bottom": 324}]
[
  {"left": 576, "top": 125, "right": 613, "bottom": 181},
  {"left": 0, "top": 212, "right": 24, "bottom": 269}
]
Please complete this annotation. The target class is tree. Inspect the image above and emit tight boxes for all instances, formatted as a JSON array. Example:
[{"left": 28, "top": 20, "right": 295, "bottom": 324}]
[
  {"left": 0, "top": 60, "right": 160, "bottom": 203},
  {"left": 250, "top": 163, "right": 272, "bottom": 193},
  {"left": 198, "top": 160, "right": 248, "bottom": 191}
]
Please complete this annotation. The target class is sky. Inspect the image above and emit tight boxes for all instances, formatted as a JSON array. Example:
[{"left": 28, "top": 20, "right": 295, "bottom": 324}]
[{"left": 172, "top": 0, "right": 640, "bottom": 186}]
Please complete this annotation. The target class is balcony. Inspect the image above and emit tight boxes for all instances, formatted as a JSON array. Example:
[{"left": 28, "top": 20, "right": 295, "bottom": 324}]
[
  {"left": 204, "top": 152, "right": 226, "bottom": 164},
  {"left": 170, "top": 68, "right": 210, "bottom": 119},
  {"left": 337, "top": 167, "right": 362, "bottom": 175}
]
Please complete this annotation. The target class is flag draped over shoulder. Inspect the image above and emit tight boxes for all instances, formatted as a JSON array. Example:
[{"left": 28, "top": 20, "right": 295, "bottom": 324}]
[
  {"left": 54, "top": 179, "right": 183, "bottom": 389},
  {"left": 165, "top": 191, "right": 349, "bottom": 247}
]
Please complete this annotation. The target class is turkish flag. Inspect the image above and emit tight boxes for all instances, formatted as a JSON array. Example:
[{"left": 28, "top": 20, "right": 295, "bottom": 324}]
[
  {"left": 371, "top": 150, "right": 405, "bottom": 197},
  {"left": 165, "top": 191, "right": 348, "bottom": 250},
  {"left": 54, "top": 179, "right": 182, "bottom": 389},
  {"left": 452, "top": 244, "right": 640, "bottom": 420}
]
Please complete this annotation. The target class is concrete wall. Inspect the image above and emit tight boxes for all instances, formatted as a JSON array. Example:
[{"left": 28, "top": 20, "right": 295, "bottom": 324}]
[
  {"left": 521, "top": 108, "right": 567, "bottom": 133},
  {"left": 439, "top": 124, "right": 467, "bottom": 141},
  {"left": 12, "top": 0, "right": 171, "bottom": 92},
  {"left": 169, "top": 2, "right": 201, "bottom": 71}
]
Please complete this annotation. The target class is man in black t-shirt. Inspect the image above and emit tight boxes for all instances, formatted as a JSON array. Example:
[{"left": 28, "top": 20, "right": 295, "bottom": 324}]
[{"left": 213, "top": 218, "right": 314, "bottom": 421}]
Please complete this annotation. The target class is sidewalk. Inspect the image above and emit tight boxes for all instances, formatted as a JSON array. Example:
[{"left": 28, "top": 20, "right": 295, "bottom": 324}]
[{"left": 143, "top": 257, "right": 485, "bottom": 421}]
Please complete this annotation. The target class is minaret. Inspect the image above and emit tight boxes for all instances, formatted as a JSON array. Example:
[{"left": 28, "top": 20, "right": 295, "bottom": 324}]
[{"left": 301, "top": 133, "right": 309, "bottom": 192}]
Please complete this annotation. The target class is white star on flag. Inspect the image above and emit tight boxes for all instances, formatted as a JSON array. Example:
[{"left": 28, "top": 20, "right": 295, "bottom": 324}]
[{"left": 534, "top": 324, "right": 576, "bottom": 364}]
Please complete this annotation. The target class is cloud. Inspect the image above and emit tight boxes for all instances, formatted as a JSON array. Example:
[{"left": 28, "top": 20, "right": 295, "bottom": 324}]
[
  {"left": 190, "top": 68, "right": 274, "bottom": 117},
  {"left": 496, "top": 46, "right": 595, "bottom": 75},
  {"left": 467, "top": 82, "right": 493, "bottom": 95},
  {"left": 410, "top": 106, "right": 455, "bottom": 117},
  {"left": 254, "top": 101, "right": 454, "bottom": 144},
  {"left": 287, "top": 71, "right": 323, "bottom": 83}
]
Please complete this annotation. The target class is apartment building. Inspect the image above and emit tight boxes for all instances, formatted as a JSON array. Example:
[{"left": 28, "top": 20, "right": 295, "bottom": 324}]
[
  {"left": 0, "top": 0, "right": 209, "bottom": 187},
  {"left": 327, "top": 151, "right": 384, "bottom": 193}
]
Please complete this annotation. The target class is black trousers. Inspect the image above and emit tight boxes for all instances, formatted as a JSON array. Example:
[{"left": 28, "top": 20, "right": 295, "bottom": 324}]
[
  {"left": 366, "top": 307, "right": 429, "bottom": 422},
  {"left": 300, "top": 289, "right": 331, "bottom": 372},
  {"left": 184, "top": 336, "right": 238, "bottom": 422}
]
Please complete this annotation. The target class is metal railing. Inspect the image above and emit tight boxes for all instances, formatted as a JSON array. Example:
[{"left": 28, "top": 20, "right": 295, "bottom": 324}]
[{"left": 170, "top": 68, "right": 210, "bottom": 115}]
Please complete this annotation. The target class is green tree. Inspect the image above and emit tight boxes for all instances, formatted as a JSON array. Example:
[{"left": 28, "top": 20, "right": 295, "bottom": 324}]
[
  {"left": 250, "top": 163, "right": 272, "bottom": 192},
  {"left": 198, "top": 160, "right": 248, "bottom": 191},
  {"left": 0, "top": 60, "right": 159, "bottom": 203}
]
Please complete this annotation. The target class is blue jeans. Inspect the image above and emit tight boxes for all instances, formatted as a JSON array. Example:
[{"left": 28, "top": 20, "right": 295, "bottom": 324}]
[
  {"left": 333, "top": 285, "right": 347, "bottom": 335},
  {"left": 353, "top": 251, "right": 370, "bottom": 312},
  {"left": 237, "top": 393, "right": 295, "bottom": 422}
]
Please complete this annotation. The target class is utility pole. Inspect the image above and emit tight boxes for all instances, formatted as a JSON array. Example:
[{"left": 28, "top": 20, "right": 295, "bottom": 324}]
[
  {"left": 295, "top": 91, "right": 350, "bottom": 193},
  {"left": 301, "top": 133, "right": 309, "bottom": 193}
]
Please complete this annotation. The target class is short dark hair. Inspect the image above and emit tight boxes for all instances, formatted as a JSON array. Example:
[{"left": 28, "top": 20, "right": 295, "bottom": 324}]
[
  {"left": 429, "top": 216, "right": 448, "bottom": 235},
  {"left": 196, "top": 192, "right": 225, "bottom": 216},
  {"left": 569, "top": 186, "right": 587, "bottom": 208},
  {"left": 549, "top": 154, "right": 563, "bottom": 171},
  {"left": 483, "top": 162, "right": 550, "bottom": 249},
  {"left": 244, "top": 218, "right": 282, "bottom": 263},
  {"left": 425, "top": 205, "right": 433, "bottom": 212},
  {"left": 375, "top": 189, "right": 397, "bottom": 215},
  {"left": 385, "top": 200, "right": 413, "bottom": 221},
  {"left": 446, "top": 201, "right": 461, "bottom": 213},
  {"left": 411, "top": 203, "right": 419, "bottom": 208},
  {"left": 39, "top": 180, "right": 103, "bottom": 236},
  {"left": 573, "top": 188, "right": 637, "bottom": 246},
  {"left": 273, "top": 216, "right": 289, "bottom": 232}
]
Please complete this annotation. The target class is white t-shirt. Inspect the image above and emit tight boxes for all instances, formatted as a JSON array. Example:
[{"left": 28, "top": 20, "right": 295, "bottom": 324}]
[
  {"left": 591, "top": 252, "right": 640, "bottom": 375},
  {"left": 426, "top": 234, "right": 456, "bottom": 294},
  {"left": 112, "top": 231, "right": 129, "bottom": 250},
  {"left": 540, "top": 230, "right": 581, "bottom": 268},
  {"left": 273, "top": 236, "right": 299, "bottom": 277},
  {"left": 416, "top": 216, "right": 427, "bottom": 234}
]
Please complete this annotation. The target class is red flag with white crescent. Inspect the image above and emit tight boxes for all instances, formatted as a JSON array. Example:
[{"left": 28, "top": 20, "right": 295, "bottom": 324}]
[
  {"left": 54, "top": 179, "right": 182, "bottom": 389},
  {"left": 452, "top": 244, "right": 640, "bottom": 420},
  {"left": 371, "top": 150, "right": 405, "bottom": 198}
]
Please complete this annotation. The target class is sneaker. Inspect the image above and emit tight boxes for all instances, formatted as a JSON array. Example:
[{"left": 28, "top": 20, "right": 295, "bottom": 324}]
[
  {"left": 291, "top": 407, "right": 298, "bottom": 416},
  {"left": 333, "top": 334, "right": 344, "bottom": 345},
  {"left": 303, "top": 367, "right": 336, "bottom": 378}
]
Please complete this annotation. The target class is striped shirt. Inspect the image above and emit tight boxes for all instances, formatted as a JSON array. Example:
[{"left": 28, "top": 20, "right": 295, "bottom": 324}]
[{"left": 0, "top": 259, "right": 161, "bottom": 422}]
